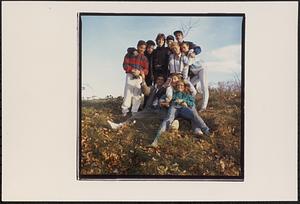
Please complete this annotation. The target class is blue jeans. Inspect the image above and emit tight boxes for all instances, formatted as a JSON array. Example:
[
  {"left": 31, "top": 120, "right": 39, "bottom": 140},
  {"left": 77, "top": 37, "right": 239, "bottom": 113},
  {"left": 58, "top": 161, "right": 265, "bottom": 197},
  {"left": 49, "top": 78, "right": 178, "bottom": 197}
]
[{"left": 153, "top": 105, "right": 209, "bottom": 142}]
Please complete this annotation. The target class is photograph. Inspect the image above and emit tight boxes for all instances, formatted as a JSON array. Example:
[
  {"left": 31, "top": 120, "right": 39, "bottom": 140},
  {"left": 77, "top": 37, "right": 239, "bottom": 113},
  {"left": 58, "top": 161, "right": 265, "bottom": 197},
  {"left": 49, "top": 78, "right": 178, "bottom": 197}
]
[
  {"left": 79, "top": 13, "right": 244, "bottom": 179},
  {"left": 2, "top": 1, "right": 297, "bottom": 201}
]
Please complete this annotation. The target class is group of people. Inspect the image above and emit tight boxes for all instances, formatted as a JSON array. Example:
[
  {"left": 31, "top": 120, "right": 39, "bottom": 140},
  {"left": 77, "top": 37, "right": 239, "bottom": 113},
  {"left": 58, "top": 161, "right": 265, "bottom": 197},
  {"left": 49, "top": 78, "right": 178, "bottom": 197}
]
[{"left": 108, "top": 30, "right": 210, "bottom": 147}]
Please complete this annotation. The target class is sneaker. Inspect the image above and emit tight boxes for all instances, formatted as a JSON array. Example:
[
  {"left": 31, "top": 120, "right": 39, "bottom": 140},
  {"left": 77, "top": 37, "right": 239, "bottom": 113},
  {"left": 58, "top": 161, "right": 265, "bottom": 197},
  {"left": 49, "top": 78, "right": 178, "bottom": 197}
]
[
  {"left": 150, "top": 139, "right": 158, "bottom": 147},
  {"left": 170, "top": 120, "right": 179, "bottom": 131},
  {"left": 199, "top": 108, "right": 206, "bottom": 113},
  {"left": 194, "top": 128, "right": 203, "bottom": 135},
  {"left": 122, "top": 112, "right": 127, "bottom": 117},
  {"left": 107, "top": 120, "right": 122, "bottom": 130}
]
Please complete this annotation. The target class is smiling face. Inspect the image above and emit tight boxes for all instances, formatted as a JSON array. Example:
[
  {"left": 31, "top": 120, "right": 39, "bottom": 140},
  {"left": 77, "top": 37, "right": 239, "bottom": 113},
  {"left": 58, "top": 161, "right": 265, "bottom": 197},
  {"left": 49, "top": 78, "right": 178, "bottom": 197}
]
[
  {"left": 156, "top": 37, "right": 165, "bottom": 47},
  {"left": 155, "top": 76, "right": 165, "bottom": 86},
  {"left": 167, "top": 39, "right": 174, "bottom": 48},
  {"left": 146, "top": 45, "right": 154, "bottom": 55},
  {"left": 176, "top": 81, "right": 185, "bottom": 92},
  {"left": 180, "top": 43, "right": 189, "bottom": 54},
  {"left": 137, "top": 44, "right": 146, "bottom": 54},
  {"left": 171, "top": 45, "right": 181, "bottom": 55},
  {"left": 175, "top": 33, "right": 184, "bottom": 43},
  {"left": 171, "top": 75, "right": 180, "bottom": 86}
]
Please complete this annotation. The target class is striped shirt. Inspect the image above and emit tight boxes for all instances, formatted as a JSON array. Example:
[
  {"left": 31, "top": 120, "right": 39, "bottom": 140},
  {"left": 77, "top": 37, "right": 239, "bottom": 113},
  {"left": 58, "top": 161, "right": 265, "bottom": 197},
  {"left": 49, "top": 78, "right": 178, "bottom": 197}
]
[{"left": 123, "top": 53, "right": 149, "bottom": 76}]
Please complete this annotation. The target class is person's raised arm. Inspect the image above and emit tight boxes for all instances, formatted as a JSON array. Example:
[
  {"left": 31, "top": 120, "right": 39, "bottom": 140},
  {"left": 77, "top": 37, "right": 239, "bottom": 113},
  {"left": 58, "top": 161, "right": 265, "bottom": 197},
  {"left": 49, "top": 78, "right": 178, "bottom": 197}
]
[{"left": 188, "top": 41, "right": 201, "bottom": 55}]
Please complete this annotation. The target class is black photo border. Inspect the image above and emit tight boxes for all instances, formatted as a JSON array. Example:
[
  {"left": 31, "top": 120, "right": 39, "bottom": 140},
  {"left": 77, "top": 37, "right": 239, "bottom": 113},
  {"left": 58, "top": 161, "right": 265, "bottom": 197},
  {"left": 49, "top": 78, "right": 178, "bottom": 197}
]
[{"left": 77, "top": 12, "right": 245, "bottom": 181}]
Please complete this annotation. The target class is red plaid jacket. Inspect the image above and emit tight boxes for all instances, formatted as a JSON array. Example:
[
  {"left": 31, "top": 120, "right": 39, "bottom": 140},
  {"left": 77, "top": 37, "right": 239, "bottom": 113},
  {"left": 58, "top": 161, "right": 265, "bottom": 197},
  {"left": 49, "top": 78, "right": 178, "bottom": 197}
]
[{"left": 123, "top": 53, "right": 149, "bottom": 76}]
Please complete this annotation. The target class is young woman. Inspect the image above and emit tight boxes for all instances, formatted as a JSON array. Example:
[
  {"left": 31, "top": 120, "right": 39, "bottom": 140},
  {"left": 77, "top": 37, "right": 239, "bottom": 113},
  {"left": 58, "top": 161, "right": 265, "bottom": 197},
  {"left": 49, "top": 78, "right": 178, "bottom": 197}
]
[
  {"left": 152, "top": 33, "right": 170, "bottom": 80},
  {"left": 168, "top": 42, "right": 189, "bottom": 80}
]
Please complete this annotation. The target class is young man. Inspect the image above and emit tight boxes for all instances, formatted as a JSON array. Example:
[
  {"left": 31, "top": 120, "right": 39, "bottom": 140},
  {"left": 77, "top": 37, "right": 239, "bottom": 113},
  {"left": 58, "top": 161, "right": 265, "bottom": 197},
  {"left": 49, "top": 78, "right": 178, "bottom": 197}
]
[
  {"left": 173, "top": 30, "right": 202, "bottom": 55},
  {"left": 122, "top": 40, "right": 149, "bottom": 116},
  {"left": 144, "top": 40, "right": 156, "bottom": 86},
  {"left": 180, "top": 42, "right": 209, "bottom": 111},
  {"left": 108, "top": 75, "right": 168, "bottom": 129},
  {"left": 166, "top": 35, "right": 175, "bottom": 55}
]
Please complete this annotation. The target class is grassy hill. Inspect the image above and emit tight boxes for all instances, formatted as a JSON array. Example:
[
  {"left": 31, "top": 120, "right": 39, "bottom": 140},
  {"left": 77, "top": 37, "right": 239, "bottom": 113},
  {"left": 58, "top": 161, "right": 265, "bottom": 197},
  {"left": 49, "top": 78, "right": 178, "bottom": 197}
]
[{"left": 80, "top": 81, "right": 242, "bottom": 177}]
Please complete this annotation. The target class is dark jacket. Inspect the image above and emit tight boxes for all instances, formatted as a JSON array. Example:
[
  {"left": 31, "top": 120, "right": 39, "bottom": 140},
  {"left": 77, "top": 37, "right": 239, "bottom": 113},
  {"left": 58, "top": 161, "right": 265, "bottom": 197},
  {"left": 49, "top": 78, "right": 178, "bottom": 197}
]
[
  {"left": 145, "top": 52, "right": 154, "bottom": 86},
  {"left": 142, "top": 83, "right": 166, "bottom": 110},
  {"left": 152, "top": 46, "right": 170, "bottom": 79}
]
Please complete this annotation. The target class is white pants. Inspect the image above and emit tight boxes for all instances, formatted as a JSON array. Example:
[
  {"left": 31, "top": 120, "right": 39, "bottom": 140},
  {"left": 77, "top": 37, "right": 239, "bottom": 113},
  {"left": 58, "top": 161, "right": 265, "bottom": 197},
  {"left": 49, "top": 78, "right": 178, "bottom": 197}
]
[
  {"left": 121, "top": 73, "right": 143, "bottom": 114},
  {"left": 190, "top": 68, "right": 209, "bottom": 110}
]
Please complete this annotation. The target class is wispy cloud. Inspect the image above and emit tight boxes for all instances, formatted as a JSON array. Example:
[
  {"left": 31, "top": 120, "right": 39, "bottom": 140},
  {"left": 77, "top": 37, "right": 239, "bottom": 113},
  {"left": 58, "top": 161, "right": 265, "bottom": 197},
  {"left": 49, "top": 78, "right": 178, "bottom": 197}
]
[{"left": 202, "top": 44, "right": 241, "bottom": 73}]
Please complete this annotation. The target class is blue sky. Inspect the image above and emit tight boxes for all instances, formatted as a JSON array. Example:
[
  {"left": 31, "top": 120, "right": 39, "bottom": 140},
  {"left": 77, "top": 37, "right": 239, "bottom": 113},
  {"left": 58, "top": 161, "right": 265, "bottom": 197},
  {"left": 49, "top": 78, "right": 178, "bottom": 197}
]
[{"left": 81, "top": 15, "right": 243, "bottom": 98}]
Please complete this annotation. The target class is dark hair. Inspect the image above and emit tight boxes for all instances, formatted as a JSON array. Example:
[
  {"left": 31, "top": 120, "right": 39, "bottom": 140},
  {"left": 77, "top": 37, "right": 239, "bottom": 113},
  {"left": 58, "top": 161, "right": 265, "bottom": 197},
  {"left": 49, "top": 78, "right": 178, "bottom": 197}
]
[
  {"left": 146, "top": 40, "right": 155, "bottom": 47},
  {"left": 173, "top": 30, "right": 183, "bottom": 36},
  {"left": 137, "top": 40, "right": 147, "bottom": 47},
  {"left": 155, "top": 33, "right": 166, "bottom": 45},
  {"left": 156, "top": 74, "right": 166, "bottom": 81},
  {"left": 166, "top": 35, "right": 175, "bottom": 41}
]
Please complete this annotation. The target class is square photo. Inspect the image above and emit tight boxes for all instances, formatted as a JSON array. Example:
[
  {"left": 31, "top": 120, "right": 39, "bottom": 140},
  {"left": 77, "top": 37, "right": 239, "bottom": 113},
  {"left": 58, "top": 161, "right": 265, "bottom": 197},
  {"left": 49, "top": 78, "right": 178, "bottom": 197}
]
[{"left": 79, "top": 13, "right": 244, "bottom": 179}]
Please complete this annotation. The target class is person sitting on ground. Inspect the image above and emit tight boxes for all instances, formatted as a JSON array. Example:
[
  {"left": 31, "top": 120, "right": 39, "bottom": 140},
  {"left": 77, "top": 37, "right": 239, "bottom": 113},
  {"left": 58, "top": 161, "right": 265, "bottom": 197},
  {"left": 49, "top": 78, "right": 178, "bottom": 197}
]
[
  {"left": 180, "top": 41, "right": 209, "bottom": 111},
  {"left": 151, "top": 80, "right": 210, "bottom": 147},
  {"left": 108, "top": 75, "right": 168, "bottom": 130},
  {"left": 122, "top": 40, "right": 149, "bottom": 117}
]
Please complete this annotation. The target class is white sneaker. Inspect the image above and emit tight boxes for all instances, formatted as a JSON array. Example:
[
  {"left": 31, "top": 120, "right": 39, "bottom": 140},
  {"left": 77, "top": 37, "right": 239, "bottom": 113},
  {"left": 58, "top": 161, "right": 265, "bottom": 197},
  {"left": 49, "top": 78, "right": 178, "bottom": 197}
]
[
  {"left": 107, "top": 120, "right": 122, "bottom": 130},
  {"left": 150, "top": 139, "right": 158, "bottom": 147},
  {"left": 194, "top": 128, "right": 203, "bottom": 135},
  {"left": 170, "top": 120, "right": 179, "bottom": 131}
]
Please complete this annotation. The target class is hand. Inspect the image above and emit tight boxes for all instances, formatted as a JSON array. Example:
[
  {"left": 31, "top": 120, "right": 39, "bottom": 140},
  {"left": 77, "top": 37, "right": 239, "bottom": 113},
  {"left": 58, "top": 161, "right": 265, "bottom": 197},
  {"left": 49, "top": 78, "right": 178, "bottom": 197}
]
[
  {"left": 132, "top": 69, "right": 140, "bottom": 77},
  {"left": 188, "top": 52, "right": 195, "bottom": 58},
  {"left": 176, "top": 99, "right": 183, "bottom": 104},
  {"left": 133, "top": 51, "right": 138, "bottom": 56},
  {"left": 141, "top": 73, "right": 145, "bottom": 80},
  {"left": 181, "top": 102, "right": 188, "bottom": 107},
  {"left": 160, "top": 101, "right": 170, "bottom": 108}
]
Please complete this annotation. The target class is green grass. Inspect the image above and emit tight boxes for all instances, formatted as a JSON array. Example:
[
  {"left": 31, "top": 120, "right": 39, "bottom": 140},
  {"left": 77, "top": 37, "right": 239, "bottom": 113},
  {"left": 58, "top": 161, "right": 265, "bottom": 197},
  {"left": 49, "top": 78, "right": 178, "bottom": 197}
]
[{"left": 80, "top": 82, "right": 242, "bottom": 176}]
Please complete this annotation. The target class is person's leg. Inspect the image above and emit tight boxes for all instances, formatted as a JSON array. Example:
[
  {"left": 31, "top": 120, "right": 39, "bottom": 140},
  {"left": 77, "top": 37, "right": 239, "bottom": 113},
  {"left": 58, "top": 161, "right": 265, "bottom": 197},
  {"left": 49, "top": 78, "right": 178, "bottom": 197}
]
[
  {"left": 198, "top": 69, "right": 209, "bottom": 110},
  {"left": 131, "top": 77, "right": 143, "bottom": 113},
  {"left": 121, "top": 74, "right": 133, "bottom": 115},
  {"left": 151, "top": 106, "right": 177, "bottom": 146},
  {"left": 190, "top": 74, "right": 200, "bottom": 87},
  {"left": 179, "top": 106, "right": 210, "bottom": 134},
  {"left": 107, "top": 110, "right": 148, "bottom": 130},
  {"left": 191, "top": 106, "right": 210, "bottom": 134}
]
